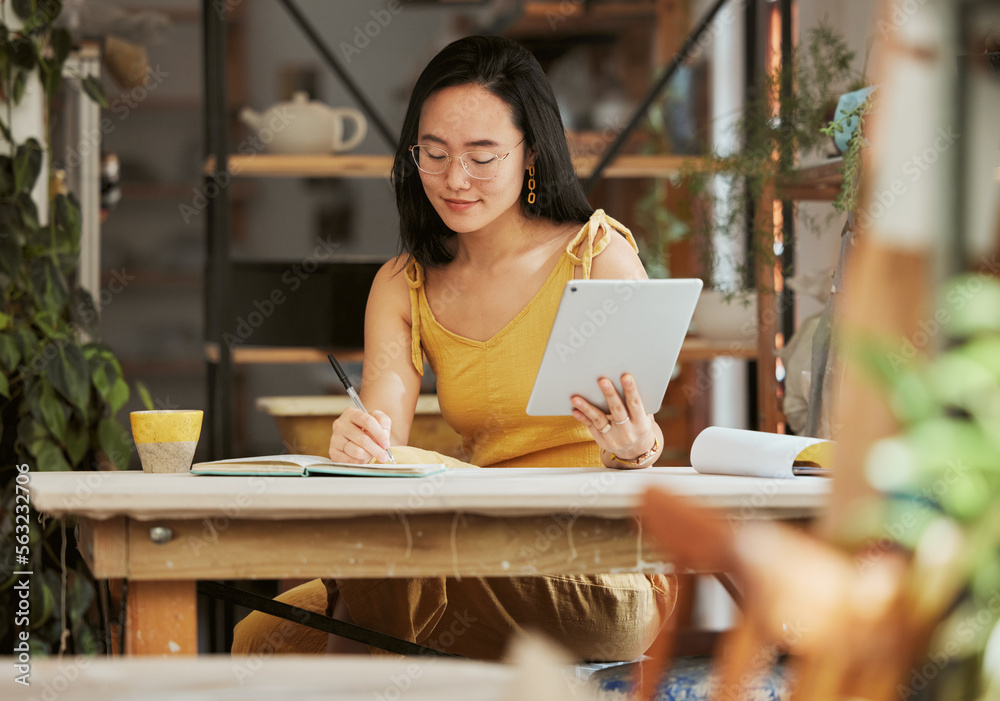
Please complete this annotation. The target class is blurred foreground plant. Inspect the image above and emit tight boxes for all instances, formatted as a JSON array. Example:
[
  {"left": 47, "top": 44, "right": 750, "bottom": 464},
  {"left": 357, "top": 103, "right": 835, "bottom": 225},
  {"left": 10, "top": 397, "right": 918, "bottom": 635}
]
[{"left": 846, "top": 272, "right": 1000, "bottom": 699}]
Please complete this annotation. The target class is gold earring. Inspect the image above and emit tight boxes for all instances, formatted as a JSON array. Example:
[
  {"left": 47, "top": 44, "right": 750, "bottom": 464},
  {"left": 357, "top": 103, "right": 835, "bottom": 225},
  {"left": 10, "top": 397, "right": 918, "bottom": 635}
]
[{"left": 527, "top": 165, "right": 536, "bottom": 204}]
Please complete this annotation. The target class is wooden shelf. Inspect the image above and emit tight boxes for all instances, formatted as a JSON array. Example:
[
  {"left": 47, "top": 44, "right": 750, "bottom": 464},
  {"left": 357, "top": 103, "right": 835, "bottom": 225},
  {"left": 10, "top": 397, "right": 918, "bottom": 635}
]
[
  {"left": 774, "top": 157, "right": 845, "bottom": 202},
  {"left": 203, "top": 154, "right": 705, "bottom": 180},
  {"left": 678, "top": 337, "right": 758, "bottom": 362},
  {"left": 204, "top": 154, "right": 392, "bottom": 179},
  {"left": 506, "top": 1, "right": 656, "bottom": 36},
  {"left": 204, "top": 337, "right": 752, "bottom": 366},
  {"left": 204, "top": 344, "right": 365, "bottom": 365},
  {"left": 776, "top": 156, "right": 1000, "bottom": 202}
]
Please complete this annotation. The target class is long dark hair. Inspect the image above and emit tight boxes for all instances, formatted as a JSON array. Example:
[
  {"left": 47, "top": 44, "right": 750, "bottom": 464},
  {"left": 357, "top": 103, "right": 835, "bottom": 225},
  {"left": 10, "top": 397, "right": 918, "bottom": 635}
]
[{"left": 393, "top": 35, "right": 593, "bottom": 268}]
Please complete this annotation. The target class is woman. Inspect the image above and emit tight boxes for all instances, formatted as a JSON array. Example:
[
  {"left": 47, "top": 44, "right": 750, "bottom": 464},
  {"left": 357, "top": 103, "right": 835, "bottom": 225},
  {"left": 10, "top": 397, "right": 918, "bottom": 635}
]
[{"left": 235, "top": 35, "right": 674, "bottom": 662}]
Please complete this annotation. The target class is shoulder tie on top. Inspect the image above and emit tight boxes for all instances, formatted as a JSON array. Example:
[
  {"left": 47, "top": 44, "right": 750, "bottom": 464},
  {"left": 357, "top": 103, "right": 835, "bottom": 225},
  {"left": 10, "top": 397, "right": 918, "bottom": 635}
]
[
  {"left": 564, "top": 209, "right": 639, "bottom": 280},
  {"left": 403, "top": 258, "right": 425, "bottom": 376}
]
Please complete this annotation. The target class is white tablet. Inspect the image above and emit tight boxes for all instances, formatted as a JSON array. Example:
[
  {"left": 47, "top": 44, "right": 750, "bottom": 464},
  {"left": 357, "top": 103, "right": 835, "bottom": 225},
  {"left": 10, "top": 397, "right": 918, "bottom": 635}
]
[{"left": 526, "top": 279, "right": 703, "bottom": 416}]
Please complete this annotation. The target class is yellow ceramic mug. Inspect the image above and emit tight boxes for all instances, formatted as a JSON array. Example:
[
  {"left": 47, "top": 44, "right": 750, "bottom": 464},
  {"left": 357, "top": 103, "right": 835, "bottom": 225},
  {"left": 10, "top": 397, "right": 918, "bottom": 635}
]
[{"left": 130, "top": 410, "right": 204, "bottom": 473}]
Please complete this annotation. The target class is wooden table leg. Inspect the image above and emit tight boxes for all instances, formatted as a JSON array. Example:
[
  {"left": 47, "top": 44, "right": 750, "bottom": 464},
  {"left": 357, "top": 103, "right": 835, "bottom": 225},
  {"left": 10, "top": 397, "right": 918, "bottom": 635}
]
[{"left": 125, "top": 580, "right": 198, "bottom": 655}]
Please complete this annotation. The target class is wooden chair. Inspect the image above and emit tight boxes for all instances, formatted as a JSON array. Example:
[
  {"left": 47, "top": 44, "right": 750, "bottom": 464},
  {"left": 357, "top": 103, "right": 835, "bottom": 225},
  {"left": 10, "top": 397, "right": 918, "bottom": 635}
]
[{"left": 629, "top": 486, "right": 950, "bottom": 701}]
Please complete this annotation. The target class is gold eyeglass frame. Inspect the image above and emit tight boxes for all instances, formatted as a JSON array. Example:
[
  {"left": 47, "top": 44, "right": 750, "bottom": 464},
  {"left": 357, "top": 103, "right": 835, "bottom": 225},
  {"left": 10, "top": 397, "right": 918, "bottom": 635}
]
[{"left": 409, "top": 137, "right": 526, "bottom": 180}]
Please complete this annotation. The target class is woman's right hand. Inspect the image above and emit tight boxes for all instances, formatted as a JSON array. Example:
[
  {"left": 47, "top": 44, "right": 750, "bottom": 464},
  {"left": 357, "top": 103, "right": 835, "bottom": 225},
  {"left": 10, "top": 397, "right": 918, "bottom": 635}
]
[{"left": 328, "top": 407, "right": 394, "bottom": 464}]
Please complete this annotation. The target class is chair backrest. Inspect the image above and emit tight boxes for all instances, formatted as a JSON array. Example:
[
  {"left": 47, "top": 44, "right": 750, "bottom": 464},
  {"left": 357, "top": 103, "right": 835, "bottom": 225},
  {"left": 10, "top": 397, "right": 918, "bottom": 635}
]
[{"left": 636, "top": 486, "right": 942, "bottom": 701}]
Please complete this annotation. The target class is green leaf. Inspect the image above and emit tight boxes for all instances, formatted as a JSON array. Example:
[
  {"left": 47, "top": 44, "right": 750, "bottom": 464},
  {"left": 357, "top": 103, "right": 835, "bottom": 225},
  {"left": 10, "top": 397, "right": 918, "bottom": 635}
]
[
  {"left": 0, "top": 332, "right": 22, "bottom": 372},
  {"left": 34, "top": 0, "right": 62, "bottom": 31},
  {"left": 46, "top": 341, "right": 90, "bottom": 411},
  {"left": 8, "top": 35, "right": 36, "bottom": 70},
  {"left": 37, "top": 55, "right": 60, "bottom": 101},
  {"left": 32, "top": 569, "right": 57, "bottom": 631},
  {"left": 12, "top": 0, "right": 37, "bottom": 21},
  {"left": 50, "top": 27, "right": 71, "bottom": 64},
  {"left": 87, "top": 345, "right": 129, "bottom": 416},
  {"left": 0, "top": 119, "right": 11, "bottom": 145},
  {"left": 63, "top": 421, "right": 88, "bottom": 465},
  {"left": 80, "top": 75, "right": 108, "bottom": 108},
  {"left": 0, "top": 231, "right": 22, "bottom": 290},
  {"left": 97, "top": 418, "right": 131, "bottom": 470},
  {"left": 28, "top": 376, "right": 67, "bottom": 442},
  {"left": 136, "top": 381, "right": 154, "bottom": 410},
  {"left": 107, "top": 376, "right": 129, "bottom": 414},
  {"left": 14, "top": 138, "right": 43, "bottom": 194},
  {"left": 15, "top": 191, "right": 39, "bottom": 232},
  {"left": 13, "top": 326, "right": 39, "bottom": 363},
  {"left": 32, "top": 309, "right": 65, "bottom": 338},
  {"left": 72, "top": 621, "right": 100, "bottom": 655},
  {"left": 68, "top": 287, "right": 100, "bottom": 339},
  {"left": 0, "top": 372, "right": 8, "bottom": 398},
  {"left": 0, "top": 155, "right": 15, "bottom": 195},
  {"left": 11, "top": 70, "right": 26, "bottom": 105},
  {"left": 66, "top": 569, "right": 95, "bottom": 627},
  {"left": 89, "top": 353, "right": 110, "bottom": 397},
  {"left": 32, "top": 440, "right": 71, "bottom": 471},
  {"left": 28, "top": 256, "right": 68, "bottom": 312},
  {"left": 0, "top": 201, "right": 25, "bottom": 238},
  {"left": 53, "top": 193, "right": 81, "bottom": 248},
  {"left": 19, "top": 415, "right": 70, "bottom": 471}
]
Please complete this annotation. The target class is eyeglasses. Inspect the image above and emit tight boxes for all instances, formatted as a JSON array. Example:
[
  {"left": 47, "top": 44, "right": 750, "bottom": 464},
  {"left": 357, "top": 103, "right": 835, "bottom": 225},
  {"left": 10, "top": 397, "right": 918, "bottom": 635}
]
[{"left": 409, "top": 137, "right": 525, "bottom": 180}]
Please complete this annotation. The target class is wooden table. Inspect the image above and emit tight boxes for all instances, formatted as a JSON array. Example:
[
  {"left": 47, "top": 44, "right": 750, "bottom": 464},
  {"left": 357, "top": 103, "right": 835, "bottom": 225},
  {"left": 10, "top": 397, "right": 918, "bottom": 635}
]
[
  {"left": 5, "top": 655, "right": 522, "bottom": 700},
  {"left": 30, "top": 467, "right": 829, "bottom": 655}
]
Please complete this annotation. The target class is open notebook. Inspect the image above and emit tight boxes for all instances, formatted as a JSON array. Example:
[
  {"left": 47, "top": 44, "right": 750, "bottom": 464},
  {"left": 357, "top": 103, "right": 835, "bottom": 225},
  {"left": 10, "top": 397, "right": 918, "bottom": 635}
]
[
  {"left": 690, "top": 427, "right": 833, "bottom": 478},
  {"left": 191, "top": 454, "right": 446, "bottom": 478}
]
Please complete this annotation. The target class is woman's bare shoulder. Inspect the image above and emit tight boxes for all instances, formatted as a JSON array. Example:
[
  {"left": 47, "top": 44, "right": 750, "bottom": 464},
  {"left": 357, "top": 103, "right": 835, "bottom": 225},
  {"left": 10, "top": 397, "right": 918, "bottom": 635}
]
[
  {"left": 368, "top": 254, "right": 415, "bottom": 316},
  {"left": 590, "top": 225, "right": 647, "bottom": 280}
]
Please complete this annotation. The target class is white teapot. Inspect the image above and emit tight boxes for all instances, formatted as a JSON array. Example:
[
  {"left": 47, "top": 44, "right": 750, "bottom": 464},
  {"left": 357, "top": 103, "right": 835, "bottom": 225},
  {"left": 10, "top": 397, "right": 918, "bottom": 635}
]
[{"left": 238, "top": 91, "right": 367, "bottom": 154}]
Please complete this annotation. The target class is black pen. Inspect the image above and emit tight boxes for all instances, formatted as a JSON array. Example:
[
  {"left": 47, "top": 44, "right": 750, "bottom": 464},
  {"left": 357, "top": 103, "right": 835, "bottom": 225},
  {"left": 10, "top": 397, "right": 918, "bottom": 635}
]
[{"left": 327, "top": 353, "right": 397, "bottom": 464}]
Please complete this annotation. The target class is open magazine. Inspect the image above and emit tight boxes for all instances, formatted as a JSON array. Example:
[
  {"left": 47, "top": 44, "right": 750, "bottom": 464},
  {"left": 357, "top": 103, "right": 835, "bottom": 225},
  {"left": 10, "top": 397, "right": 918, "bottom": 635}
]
[
  {"left": 191, "top": 454, "right": 446, "bottom": 478},
  {"left": 691, "top": 427, "right": 833, "bottom": 478}
]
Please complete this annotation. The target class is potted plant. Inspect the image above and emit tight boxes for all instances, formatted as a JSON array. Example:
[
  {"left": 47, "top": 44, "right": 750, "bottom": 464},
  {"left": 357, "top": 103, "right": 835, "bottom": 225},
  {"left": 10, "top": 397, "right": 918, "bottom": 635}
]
[
  {"left": 0, "top": 0, "right": 140, "bottom": 655},
  {"left": 636, "top": 22, "right": 864, "bottom": 296}
]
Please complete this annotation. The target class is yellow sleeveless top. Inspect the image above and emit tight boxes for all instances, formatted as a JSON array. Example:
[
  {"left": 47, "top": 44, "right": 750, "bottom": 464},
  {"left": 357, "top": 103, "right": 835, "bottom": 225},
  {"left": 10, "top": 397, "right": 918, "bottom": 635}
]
[{"left": 402, "top": 210, "right": 638, "bottom": 467}]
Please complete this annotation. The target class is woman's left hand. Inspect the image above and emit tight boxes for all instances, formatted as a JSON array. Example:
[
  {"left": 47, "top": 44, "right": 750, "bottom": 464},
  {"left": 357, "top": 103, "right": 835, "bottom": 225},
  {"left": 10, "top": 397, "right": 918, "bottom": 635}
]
[{"left": 571, "top": 373, "right": 660, "bottom": 468}]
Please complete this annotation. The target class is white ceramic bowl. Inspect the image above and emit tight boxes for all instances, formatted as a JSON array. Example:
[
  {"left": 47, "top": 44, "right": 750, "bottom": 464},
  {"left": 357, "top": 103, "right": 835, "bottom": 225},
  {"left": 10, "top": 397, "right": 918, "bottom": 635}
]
[{"left": 690, "top": 289, "right": 758, "bottom": 342}]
